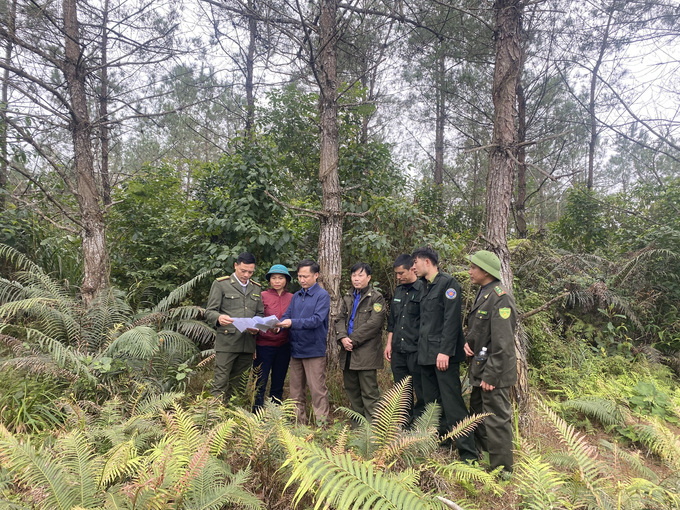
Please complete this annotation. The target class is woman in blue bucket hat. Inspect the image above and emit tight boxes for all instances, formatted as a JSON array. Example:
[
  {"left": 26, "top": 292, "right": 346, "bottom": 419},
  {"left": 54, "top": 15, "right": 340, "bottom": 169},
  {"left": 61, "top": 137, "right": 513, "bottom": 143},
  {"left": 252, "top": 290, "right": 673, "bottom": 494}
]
[{"left": 253, "top": 264, "right": 293, "bottom": 411}]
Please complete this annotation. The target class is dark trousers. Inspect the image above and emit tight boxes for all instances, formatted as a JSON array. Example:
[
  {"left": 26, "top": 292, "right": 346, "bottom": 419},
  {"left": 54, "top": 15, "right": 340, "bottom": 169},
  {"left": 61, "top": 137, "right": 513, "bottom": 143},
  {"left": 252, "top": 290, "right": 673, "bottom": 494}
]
[
  {"left": 343, "top": 368, "right": 381, "bottom": 422},
  {"left": 253, "top": 343, "right": 291, "bottom": 410},
  {"left": 213, "top": 351, "right": 254, "bottom": 401},
  {"left": 470, "top": 385, "right": 514, "bottom": 472},
  {"left": 421, "top": 363, "right": 478, "bottom": 462},
  {"left": 391, "top": 350, "right": 425, "bottom": 423}
]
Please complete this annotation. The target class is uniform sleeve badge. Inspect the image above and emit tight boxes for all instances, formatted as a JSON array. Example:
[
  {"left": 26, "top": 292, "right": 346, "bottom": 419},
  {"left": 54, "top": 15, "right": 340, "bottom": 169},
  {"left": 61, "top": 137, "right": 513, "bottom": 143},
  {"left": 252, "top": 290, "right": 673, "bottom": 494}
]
[
  {"left": 373, "top": 303, "right": 383, "bottom": 312},
  {"left": 499, "top": 307, "right": 511, "bottom": 319},
  {"left": 445, "top": 288, "right": 457, "bottom": 299},
  {"left": 494, "top": 286, "right": 506, "bottom": 296}
]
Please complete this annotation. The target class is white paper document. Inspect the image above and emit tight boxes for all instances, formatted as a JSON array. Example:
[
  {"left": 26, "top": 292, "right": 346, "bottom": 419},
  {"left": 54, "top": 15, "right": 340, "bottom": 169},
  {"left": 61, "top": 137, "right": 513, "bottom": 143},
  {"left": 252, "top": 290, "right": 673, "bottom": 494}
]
[{"left": 231, "top": 315, "right": 279, "bottom": 333}]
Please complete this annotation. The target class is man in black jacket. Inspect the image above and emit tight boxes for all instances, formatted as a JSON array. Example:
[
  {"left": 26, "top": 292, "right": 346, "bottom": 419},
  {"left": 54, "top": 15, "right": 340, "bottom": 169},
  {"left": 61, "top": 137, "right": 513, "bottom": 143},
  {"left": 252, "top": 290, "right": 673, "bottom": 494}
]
[
  {"left": 412, "top": 246, "right": 478, "bottom": 462},
  {"left": 385, "top": 254, "right": 425, "bottom": 422}
]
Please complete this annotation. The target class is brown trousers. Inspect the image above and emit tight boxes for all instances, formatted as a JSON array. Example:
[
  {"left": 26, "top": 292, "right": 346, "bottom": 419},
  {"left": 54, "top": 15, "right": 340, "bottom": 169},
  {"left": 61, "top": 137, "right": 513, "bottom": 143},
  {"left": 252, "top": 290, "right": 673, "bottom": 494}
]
[{"left": 289, "top": 356, "right": 330, "bottom": 425}]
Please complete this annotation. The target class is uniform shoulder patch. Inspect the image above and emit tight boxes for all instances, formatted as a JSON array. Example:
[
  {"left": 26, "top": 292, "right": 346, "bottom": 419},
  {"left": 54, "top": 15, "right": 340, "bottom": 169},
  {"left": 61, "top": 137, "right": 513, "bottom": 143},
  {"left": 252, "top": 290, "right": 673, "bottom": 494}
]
[
  {"left": 445, "top": 288, "right": 457, "bottom": 300},
  {"left": 373, "top": 303, "right": 383, "bottom": 312},
  {"left": 494, "top": 286, "right": 506, "bottom": 296},
  {"left": 216, "top": 275, "right": 230, "bottom": 281},
  {"left": 499, "top": 307, "right": 511, "bottom": 319}
]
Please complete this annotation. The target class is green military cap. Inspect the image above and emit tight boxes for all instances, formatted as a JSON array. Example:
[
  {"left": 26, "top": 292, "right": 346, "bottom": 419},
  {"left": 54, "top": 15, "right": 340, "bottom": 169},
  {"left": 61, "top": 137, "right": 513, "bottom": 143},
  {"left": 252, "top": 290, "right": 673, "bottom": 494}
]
[{"left": 469, "top": 250, "right": 502, "bottom": 280}]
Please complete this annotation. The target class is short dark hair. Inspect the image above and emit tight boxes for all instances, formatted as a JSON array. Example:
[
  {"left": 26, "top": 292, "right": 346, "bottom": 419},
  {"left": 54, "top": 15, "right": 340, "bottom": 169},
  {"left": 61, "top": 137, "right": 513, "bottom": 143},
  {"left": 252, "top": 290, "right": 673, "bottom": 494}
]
[
  {"left": 297, "top": 259, "right": 320, "bottom": 274},
  {"left": 236, "top": 252, "right": 256, "bottom": 265},
  {"left": 393, "top": 254, "right": 413, "bottom": 270},
  {"left": 350, "top": 262, "right": 372, "bottom": 276},
  {"left": 411, "top": 246, "right": 438, "bottom": 266}
]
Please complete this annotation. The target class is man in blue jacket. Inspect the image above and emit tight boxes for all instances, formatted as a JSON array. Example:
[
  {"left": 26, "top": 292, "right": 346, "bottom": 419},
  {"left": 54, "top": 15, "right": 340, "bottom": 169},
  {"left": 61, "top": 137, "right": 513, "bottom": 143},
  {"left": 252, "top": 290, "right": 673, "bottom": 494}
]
[{"left": 277, "top": 259, "right": 331, "bottom": 425}]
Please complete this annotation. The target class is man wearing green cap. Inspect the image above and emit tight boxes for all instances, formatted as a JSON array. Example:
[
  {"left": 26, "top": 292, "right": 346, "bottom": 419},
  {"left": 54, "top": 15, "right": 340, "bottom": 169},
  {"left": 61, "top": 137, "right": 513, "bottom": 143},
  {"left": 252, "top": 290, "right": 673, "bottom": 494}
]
[{"left": 463, "top": 250, "right": 517, "bottom": 474}]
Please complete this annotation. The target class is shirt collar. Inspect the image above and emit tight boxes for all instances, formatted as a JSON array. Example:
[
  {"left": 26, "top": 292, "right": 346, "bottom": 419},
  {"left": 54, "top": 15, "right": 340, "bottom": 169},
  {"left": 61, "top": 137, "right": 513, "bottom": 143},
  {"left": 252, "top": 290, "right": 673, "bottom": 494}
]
[
  {"left": 427, "top": 271, "right": 439, "bottom": 284},
  {"left": 301, "top": 283, "right": 319, "bottom": 296}
]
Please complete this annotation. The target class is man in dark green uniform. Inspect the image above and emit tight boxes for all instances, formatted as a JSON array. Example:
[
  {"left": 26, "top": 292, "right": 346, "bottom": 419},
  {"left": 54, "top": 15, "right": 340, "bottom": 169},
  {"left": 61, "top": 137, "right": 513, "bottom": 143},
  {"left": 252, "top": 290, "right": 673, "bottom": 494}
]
[
  {"left": 205, "top": 252, "right": 265, "bottom": 401},
  {"left": 384, "top": 253, "right": 425, "bottom": 422},
  {"left": 464, "top": 250, "right": 517, "bottom": 474},
  {"left": 336, "top": 262, "right": 386, "bottom": 422},
  {"left": 412, "top": 246, "right": 478, "bottom": 462}
]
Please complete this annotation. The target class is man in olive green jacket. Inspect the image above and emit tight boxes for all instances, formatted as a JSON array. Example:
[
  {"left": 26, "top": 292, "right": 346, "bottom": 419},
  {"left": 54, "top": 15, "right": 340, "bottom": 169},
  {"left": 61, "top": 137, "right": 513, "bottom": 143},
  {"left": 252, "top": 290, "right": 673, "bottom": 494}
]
[
  {"left": 205, "top": 252, "right": 265, "bottom": 401},
  {"left": 464, "top": 250, "right": 517, "bottom": 474},
  {"left": 336, "top": 262, "right": 386, "bottom": 422}
]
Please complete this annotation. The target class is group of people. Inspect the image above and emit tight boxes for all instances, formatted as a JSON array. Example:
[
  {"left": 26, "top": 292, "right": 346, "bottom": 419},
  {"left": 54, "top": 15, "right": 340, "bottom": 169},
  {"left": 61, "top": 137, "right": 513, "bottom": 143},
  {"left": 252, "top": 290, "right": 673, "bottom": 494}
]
[{"left": 204, "top": 247, "right": 517, "bottom": 474}]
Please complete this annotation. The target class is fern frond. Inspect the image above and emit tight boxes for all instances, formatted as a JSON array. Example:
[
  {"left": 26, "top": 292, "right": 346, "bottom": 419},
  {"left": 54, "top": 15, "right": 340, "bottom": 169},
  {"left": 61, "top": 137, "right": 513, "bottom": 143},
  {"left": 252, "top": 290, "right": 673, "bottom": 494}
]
[
  {"left": 440, "top": 413, "right": 491, "bottom": 443},
  {"left": 338, "top": 407, "right": 371, "bottom": 459},
  {"left": 538, "top": 400, "right": 607, "bottom": 506},
  {"left": 430, "top": 460, "right": 504, "bottom": 496},
  {"left": 634, "top": 418, "right": 680, "bottom": 470},
  {"left": 0, "top": 425, "right": 79, "bottom": 510},
  {"left": 131, "top": 392, "right": 183, "bottom": 416},
  {"left": 562, "top": 397, "right": 625, "bottom": 427},
  {"left": 0, "top": 243, "right": 42, "bottom": 273},
  {"left": 184, "top": 465, "right": 264, "bottom": 510},
  {"left": 514, "top": 446, "right": 567, "bottom": 510},
  {"left": 99, "top": 437, "right": 143, "bottom": 488},
  {"left": 412, "top": 402, "right": 441, "bottom": 433},
  {"left": 278, "top": 427, "right": 434, "bottom": 510},
  {"left": 371, "top": 377, "right": 412, "bottom": 452},
  {"left": 57, "top": 431, "right": 102, "bottom": 508},
  {"left": 152, "top": 271, "right": 218, "bottom": 313},
  {"left": 624, "top": 477, "right": 680, "bottom": 509},
  {"left": 333, "top": 425, "right": 351, "bottom": 456},
  {"left": 104, "top": 326, "right": 159, "bottom": 359},
  {"left": 598, "top": 440, "right": 658, "bottom": 482},
  {"left": 208, "top": 420, "right": 237, "bottom": 457}
]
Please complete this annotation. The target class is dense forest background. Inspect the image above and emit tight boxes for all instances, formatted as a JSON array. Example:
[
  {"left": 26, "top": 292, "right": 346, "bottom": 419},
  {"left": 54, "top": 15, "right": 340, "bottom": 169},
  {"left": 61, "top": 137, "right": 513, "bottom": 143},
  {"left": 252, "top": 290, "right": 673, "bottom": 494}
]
[{"left": 1, "top": 0, "right": 680, "bottom": 509}]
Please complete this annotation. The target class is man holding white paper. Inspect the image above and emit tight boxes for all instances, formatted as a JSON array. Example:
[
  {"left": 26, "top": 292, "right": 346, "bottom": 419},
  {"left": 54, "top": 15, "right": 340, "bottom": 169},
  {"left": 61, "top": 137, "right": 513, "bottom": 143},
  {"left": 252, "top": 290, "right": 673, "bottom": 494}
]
[{"left": 205, "top": 252, "right": 265, "bottom": 401}]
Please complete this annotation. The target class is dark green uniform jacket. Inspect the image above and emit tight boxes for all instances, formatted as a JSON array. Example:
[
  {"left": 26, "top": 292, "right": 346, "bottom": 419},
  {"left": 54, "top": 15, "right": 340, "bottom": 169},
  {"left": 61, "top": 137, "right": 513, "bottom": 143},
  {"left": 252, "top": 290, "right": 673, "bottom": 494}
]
[
  {"left": 418, "top": 272, "right": 465, "bottom": 366},
  {"left": 465, "top": 281, "right": 517, "bottom": 388},
  {"left": 387, "top": 279, "right": 423, "bottom": 354},
  {"left": 335, "top": 285, "right": 386, "bottom": 371},
  {"left": 205, "top": 275, "right": 265, "bottom": 353}
]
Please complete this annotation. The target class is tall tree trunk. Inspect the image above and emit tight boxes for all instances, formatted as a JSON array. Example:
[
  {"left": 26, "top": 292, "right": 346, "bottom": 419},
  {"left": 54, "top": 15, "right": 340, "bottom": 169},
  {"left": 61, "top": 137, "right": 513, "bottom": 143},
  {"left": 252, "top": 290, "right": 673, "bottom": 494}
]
[
  {"left": 244, "top": 0, "right": 256, "bottom": 139},
  {"left": 515, "top": 23, "right": 527, "bottom": 238},
  {"left": 486, "top": 0, "right": 526, "bottom": 406},
  {"left": 588, "top": 9, "right": 613, "bottom": 190},
  {"left": 434, "top": 49, "right": 445, "bottom": 186},
  {"left": 99, "top": 0, "right": 111, "bottom": 205},
  {"left": 317, "top": 0, "right": 342, "bottom": 367},
  {"left": 515, "top": 80, "right": 527, "bottom": 237},
  {"left": 63, "top": 0, "right": 108, "bottom": 305},
  {"left": 0, "top": 0, "right": 16, "bottom": 211}
]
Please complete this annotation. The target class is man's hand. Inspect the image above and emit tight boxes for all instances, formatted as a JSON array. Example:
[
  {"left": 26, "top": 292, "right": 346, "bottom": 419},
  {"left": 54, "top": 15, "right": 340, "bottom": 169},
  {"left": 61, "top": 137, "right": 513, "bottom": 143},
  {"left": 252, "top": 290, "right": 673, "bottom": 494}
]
[
  {"left": 218, "top": 314, "right": 233, "bottom": 326},
  {"left": 436, "top": 353, "right": 449, "bottom": 371},
  {"left": 341, "top": 337, "right": 353, "bottom": 351},
  {"left": 464, "top": 342, "right": 474, "bottom": 357},
  {"left": 246, "top": 327, "right": 259, "bottom": 335},
  {"left": 481, "top": 381, "right": 495, "bottom": 392},
  {"left": 277, "top": 319, "right": 292, "bottom": 328},
  {"left": 384, "top": 342, "right": 392, "bottom": 361}
]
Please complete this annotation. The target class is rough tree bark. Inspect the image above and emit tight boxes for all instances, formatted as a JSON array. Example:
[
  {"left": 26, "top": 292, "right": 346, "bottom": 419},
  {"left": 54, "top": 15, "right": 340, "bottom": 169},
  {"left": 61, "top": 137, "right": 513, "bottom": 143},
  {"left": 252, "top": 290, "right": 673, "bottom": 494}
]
[
  {"left": 515, "top": 18, "right": 527, "bottom": 238},
  {"left": 317, "top": 0, "right": 343, "bottom": 367},
  {"left": 486, "top": 0, "right": 527, "bottom": 405},
  {"left": 63, "top": 0, "right": 108, "bottom": 304},
  {"left": 99, "top": 0, "right": 111, "bottom": 206},
  {"left": 0, "top": 0, "right": 16, "bottom": 211}
]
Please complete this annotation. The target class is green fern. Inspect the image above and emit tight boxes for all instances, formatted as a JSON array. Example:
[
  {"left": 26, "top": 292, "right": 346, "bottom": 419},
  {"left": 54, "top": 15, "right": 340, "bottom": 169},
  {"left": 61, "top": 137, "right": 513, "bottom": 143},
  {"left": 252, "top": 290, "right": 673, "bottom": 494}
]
[
  {"left": 562, "top": 397, "right": 626, "bottom": 428},
  {"left": 278, "top": 426, "right": 436, "bottom": 510},
  {"left": 514, "top": 446, "right": 567, "bottom": 510},
  {"left": 371, "top": 377, "right": 412, "bottom": 451},
  {"left": 634, "top": 418, "right": 680, "bottom": 471},
  {"left": 430, "top": 460, "right": 504, "bottom": 496}
]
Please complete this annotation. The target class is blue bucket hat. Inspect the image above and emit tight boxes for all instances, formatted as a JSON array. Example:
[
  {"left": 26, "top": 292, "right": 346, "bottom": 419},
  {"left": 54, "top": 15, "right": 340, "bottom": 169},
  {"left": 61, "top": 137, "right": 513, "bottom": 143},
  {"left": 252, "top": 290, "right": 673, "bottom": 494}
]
[{"left": 265, "top": 264, "right": 291, "bottom": 282}]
